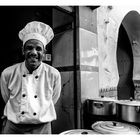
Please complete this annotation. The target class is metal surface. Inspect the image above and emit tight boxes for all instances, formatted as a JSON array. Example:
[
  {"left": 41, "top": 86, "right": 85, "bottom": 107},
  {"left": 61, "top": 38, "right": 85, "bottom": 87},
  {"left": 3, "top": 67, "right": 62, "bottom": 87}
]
[
  {"left": 91, "top": 121, "right": 140, "bottom": 134},
  {"left": 73, "top": 6, "right": 81, "bottom": 129},
  {"left": 116, "top": 100, "right": 140, "bottom": 123},
  {"left": 86, "top": 97, "right": 116, "bottom": 116},
  {"left": 60, "top": 129, "right": 99, "bottom": 134},
  {"left": 116, "top": 100, "right": 140, "bottom": 106}
]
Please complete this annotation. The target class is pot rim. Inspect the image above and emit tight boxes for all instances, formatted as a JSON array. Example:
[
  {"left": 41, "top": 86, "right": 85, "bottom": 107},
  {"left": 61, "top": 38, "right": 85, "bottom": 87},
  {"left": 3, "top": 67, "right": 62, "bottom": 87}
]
[
  {"left": 116, "top": 100, "right": 140, "bottom": 106},
  {"left": 60, "top": 129, "right": 98, "bottom": 134},
  {"left": 88, "top": 97, "right": 116, "bottom": 102}
]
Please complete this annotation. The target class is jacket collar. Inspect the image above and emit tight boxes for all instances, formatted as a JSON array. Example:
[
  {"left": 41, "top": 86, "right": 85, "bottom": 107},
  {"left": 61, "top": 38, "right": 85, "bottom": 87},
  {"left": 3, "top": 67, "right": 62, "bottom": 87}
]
[{"left": 22, "top": 61, "right": 43, "bottom": 76}]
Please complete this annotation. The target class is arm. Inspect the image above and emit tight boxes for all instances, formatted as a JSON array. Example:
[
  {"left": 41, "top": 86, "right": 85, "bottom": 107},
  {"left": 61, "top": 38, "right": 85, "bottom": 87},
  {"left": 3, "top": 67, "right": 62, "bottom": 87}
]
[
  {"left": 52, "top": 71, "right": 61, "bottom": 104},
  {"left": 0, "top": 71, "right": 10, "bottom": 103}
]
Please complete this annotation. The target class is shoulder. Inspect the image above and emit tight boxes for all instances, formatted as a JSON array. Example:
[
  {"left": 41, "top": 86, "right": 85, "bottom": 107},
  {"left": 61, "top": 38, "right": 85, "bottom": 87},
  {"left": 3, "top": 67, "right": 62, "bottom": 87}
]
[
  {"left": 42, "top": 62, "right": 60, "bottom": 76},
  {"left": 1, "top": 63, "right": 22, "bottom": 77}
]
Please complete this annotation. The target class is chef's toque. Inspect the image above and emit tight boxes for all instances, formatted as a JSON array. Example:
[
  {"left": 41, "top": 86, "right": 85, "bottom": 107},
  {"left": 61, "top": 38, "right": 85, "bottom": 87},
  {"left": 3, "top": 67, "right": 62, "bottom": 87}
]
[{"left": 18, "top": 21, "right": 54, "bottom": 47}]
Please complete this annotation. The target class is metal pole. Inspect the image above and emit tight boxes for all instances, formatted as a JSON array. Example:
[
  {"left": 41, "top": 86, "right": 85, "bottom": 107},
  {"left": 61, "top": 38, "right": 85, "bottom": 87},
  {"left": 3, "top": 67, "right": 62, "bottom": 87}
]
[{"left": 73, "top": 6, "right": 81, "bottom": 129}]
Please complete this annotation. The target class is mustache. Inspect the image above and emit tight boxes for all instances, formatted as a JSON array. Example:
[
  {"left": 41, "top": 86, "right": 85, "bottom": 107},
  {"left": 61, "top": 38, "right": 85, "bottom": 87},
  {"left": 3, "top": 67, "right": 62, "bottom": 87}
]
[{"left": 28, "top": 53, "right": 38, "bottom": 58}]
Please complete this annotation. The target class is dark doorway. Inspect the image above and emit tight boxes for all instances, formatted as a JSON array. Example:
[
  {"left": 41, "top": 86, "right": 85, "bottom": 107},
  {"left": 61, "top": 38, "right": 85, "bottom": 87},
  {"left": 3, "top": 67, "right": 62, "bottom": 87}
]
[{"left": 117, "top": 24, "right": 134, "bottom": 100}]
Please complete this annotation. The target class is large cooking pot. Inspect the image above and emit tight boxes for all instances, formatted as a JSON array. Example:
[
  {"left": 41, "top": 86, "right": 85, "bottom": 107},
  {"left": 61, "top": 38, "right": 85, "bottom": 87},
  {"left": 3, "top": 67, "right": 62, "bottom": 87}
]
[
  {"left": 91, "top": 121, "right": 140, "bottom": 134},
  {"left": 60, "top": 129, "right": 99, "bottom": 134},
  {"left": 86, "top": 96, "right": 116, "bottom": 116},
  {"left": 116, "top": 98, "right": 140, "bottom": 123}
]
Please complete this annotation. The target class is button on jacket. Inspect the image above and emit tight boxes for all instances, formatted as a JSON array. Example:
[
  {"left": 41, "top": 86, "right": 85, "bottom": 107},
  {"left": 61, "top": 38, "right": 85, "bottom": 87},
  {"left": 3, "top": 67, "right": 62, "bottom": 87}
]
[{"left": 0, "top": 61, "right": 61, "bottom": 124}]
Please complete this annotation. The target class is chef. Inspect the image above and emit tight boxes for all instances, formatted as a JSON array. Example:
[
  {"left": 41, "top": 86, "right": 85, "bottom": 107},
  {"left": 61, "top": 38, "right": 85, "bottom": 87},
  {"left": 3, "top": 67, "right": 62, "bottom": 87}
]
[{"left": 0, "top": 21, "right": 61, "bottom": 134}]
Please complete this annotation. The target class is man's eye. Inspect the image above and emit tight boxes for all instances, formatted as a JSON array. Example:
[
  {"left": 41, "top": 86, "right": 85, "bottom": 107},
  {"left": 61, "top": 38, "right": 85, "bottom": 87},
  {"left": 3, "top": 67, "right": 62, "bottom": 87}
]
[
  {"left": 26, "top": 46, "right": 33, "bottom": 50},
  {"left": 36, "top": 47, "right": 42, "bottom": 51}
]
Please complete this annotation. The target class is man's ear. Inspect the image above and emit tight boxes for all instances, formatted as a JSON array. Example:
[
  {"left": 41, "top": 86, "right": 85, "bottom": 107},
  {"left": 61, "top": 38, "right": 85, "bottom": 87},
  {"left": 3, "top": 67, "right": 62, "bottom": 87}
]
[{"left": 44, "top": 48, "right": 47, "bottom": 54}]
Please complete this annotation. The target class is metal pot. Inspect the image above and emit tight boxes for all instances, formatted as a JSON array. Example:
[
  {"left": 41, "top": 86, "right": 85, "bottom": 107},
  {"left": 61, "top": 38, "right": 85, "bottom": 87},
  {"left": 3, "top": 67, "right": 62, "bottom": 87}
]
[
  {"left": 91, "top": 121, "right": 140, "bottom": 134},
  {"left": 86, "top": 96, "right": 116, "bottom": 116},
  {"left": 60, "top": 129, "right": 99, "bottom": 134},
  {"left": 116, "top": 98, "right": 140, "bottom": 123}
]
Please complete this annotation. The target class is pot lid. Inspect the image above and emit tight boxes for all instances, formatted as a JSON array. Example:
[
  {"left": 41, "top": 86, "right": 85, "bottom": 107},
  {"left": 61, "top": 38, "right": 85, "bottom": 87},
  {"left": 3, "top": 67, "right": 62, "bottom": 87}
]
[
  {"left": 91, "top": 96, "right": 116, "bottom": 102},
  {"left": 60, "top": 129, "right": 99, "bottom": 134},
  {"left": 91, "top": 121, "right": 140, "bottom": 134},
  {"left": 116, "top": 100, "right": 140, "bottom": 106}
]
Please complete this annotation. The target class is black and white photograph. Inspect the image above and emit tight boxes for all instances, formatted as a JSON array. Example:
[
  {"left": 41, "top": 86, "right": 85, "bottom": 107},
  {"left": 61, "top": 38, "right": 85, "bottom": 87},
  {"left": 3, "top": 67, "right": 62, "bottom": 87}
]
[{"left": 0, "top": 1, "right": 140, "bottom": 137}]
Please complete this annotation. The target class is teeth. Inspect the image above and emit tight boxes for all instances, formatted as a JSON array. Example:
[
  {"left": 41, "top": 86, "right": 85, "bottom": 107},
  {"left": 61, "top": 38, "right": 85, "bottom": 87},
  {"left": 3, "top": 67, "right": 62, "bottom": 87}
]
[
  {"left": 30, "top": 57, "right": 38, "bottom": 59},
  {"left": 30, "top": 58, "right": 38, "bottom": 62}
]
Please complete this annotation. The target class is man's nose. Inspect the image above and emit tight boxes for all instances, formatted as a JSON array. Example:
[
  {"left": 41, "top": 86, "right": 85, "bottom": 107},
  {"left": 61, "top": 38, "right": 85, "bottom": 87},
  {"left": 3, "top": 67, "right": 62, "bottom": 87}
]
[{"left": 31, "top": 48, "right": 37, "bottom": 55}]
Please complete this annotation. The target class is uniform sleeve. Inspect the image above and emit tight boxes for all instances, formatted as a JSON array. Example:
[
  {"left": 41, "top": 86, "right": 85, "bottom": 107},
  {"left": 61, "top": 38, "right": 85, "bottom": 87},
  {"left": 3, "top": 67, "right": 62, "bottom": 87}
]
[
  {"left": 52, "top": 71, "right": 61, "bottom": 104},
  {"left": 0, "top": 71, "right": 10, "bottom": 103}
]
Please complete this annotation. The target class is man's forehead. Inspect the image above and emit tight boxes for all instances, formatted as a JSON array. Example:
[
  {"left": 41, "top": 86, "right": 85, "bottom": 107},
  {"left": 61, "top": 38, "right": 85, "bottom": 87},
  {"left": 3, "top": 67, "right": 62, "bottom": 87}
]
[
  {"left": 24, "top": 39, "right": 44, "bottom": 47},
  {"left": 25, "top": 39, "right": 44, "bottom": 45}
]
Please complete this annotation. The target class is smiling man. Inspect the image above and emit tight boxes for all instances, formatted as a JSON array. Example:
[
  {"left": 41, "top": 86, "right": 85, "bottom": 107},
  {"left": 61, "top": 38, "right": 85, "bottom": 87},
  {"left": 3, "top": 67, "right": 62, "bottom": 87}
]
[
  {"left": 23, "top": 39, "right": 45, "bottom": 73},
  {"left": 0, "top": 21, "right": 61, "bottom": 134}
]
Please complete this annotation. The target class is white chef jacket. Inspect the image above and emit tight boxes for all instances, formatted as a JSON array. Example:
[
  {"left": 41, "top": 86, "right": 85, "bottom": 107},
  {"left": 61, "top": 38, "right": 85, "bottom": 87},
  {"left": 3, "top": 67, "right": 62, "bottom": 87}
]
[{"left": 0, "top": 61, "right": 61, "bottom": 124}]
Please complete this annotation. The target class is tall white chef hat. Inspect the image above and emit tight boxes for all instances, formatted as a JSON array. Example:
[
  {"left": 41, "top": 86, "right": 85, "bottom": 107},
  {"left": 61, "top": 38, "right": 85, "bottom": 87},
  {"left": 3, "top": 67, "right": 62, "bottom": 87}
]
[{"left": 18, "top": 21, "right": 54, "bottom": 47}]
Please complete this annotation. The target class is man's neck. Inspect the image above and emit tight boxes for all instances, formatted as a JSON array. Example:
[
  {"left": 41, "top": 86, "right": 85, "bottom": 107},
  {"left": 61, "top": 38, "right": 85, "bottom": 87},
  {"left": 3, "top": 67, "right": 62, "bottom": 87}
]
[{"left": 25, "top": 62, "right": 40, "bottom": 74}]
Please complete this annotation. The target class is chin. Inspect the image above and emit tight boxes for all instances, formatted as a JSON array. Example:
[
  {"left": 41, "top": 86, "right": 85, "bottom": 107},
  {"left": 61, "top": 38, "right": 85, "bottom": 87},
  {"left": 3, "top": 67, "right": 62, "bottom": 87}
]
[
  {"left": 30, "top": 63, "right": 38, "bottom": 68},
  {"left": 30, "top": 62, "right": 41, "bottom": 68}
]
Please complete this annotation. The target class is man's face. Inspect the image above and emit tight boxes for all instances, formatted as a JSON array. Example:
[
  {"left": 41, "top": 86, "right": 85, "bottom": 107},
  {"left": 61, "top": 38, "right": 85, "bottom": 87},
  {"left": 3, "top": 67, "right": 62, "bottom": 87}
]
[{"left": 23, "top": 39, "right": 45, "bottom": 71}]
